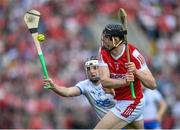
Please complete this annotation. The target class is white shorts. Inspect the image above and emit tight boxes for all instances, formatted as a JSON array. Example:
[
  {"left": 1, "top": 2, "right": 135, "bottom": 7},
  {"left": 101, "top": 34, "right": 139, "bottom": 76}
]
[{"left": 110, "top": 97, "right": 145, "bottom": 123}]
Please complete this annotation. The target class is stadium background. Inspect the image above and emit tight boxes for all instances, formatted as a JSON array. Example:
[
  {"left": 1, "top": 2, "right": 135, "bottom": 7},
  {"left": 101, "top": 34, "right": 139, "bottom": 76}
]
[{"left": 0, "top": 0, "right": 180, "bottom": 129}]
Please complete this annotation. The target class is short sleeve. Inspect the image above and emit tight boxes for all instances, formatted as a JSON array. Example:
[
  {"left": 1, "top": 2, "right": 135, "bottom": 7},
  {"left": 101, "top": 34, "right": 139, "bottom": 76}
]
[
  {"left": 154, "top": 90, "right": 163, "bottom": 102},
  {"left": 75, "top": 81, "right": 86, "bottom": 94},
  {"left": 132, "top": 49, "right": 148, "bottom": 71}
]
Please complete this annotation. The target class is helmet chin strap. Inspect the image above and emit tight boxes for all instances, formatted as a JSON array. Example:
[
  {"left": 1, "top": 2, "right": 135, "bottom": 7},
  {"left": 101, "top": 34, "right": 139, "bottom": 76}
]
[
  {"left": 90, "top": 77, "right": 100, "bottom": 83},
  {"left": 109, "top": 37, "right": 124, "bottom": 51}
]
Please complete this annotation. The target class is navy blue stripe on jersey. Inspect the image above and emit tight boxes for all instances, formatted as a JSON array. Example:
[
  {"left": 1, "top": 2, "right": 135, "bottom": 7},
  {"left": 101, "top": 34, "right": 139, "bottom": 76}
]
[{"left": 76, "top": 86, "right": 83, "bottom": 94}]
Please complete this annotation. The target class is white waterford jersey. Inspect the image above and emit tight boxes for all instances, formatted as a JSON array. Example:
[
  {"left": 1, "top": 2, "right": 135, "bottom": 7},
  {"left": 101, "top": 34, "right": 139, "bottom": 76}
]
[
  {"left": 75, "top": 79, "right": 116, "bottom": 119},
  {"left": 143, "top": 89, "right": 163, "bottom": 120}
]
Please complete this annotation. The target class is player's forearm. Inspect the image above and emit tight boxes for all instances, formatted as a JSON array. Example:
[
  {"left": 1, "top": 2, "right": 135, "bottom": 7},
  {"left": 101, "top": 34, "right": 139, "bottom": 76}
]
[
  {"left": 157, "top": 100, "right": 167, "bottom": 119},
  {"left": 101, "top": 77, "right": 128, "bottom": 89},
  {"left": 50, "top": 85, "right": 70, "bottom": 97},
  {"left": 135, "top": 70, "right": 157, "bottom": 89},
  {"left": 157, "top": 107, "right": 166, "bottom": 120}
]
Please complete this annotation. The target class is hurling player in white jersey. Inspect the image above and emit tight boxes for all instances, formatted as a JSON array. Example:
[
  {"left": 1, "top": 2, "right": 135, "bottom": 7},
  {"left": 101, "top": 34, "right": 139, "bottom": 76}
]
[
  {"left": 43, "top": 56, "right": 118, "bottom": 119},
  {"left": 143, "top": 88, "right": 167, "bottom": 129}
]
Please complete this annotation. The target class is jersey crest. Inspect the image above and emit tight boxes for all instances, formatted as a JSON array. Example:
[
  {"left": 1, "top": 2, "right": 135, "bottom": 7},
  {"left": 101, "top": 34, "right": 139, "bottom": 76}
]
[{"left": 89, "top": 89, "right": 115, "bottom": 108}]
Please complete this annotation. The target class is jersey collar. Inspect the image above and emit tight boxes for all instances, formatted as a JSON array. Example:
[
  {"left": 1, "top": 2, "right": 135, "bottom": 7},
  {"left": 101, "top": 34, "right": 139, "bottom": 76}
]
[{"left": 110, "top": 44, "right": 125, "bottom": 60}]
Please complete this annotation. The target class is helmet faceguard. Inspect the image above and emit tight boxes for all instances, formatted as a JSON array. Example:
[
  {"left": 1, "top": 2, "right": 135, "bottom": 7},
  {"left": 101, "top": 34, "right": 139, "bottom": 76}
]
[
  {"left": 85, "top": 57, "right": 100, "bottom": 83},
  {"left": 101, "top": 24, "right": 127, "bottom": 51}
]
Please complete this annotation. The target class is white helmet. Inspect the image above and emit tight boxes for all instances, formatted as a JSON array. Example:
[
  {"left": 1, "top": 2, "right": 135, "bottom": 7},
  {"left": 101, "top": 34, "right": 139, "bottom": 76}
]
[
  {"left": 85, "top": 59, "right": 99, "bottom": 66},
  {"left": 85, "top": 56, "right": 100, "bottom": 82}
]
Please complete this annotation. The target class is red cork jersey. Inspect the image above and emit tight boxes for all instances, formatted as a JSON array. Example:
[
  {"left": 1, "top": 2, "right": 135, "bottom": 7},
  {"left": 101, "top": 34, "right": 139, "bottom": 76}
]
[{"left": 99, "top": 44, "right": 148, "bottom": 100}]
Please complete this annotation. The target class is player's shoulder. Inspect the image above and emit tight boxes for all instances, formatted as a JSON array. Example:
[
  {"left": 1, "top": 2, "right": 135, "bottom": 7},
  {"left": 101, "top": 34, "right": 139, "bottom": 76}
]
[
  {"left": 99, "top": 48, "right": 110, "bottom": 61},
  {"left": 99, "top": 47, "right": 109, "bottom": 55},
  {"left": 145, "top": 89, "right": 160, "bottom": 95},
  {"left": 75, "top": 79, "right": 90, "bottom": 91},
  {"left": 128, "top": 43, "right": 138, "bottom": 50},
  {"left": 128, "top": 43, "right": 144, "bottom": 57},
  {"left": 77, "top": 79, "right": 90, "bottom": 85}
]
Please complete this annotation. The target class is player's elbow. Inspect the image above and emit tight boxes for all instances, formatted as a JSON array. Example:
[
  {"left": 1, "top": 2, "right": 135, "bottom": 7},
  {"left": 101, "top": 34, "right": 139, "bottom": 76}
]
[
  {"left": 149, "top": 80, "right": 157, "bottom": 90},
  {"left": 143, "top": 79, "right": 157, "bottom": 90}
]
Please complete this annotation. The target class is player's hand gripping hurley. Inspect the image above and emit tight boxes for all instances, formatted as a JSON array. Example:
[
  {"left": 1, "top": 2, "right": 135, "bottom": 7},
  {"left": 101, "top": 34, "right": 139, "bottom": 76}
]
[
  {"left": 119, "top": 8, "right": 136, "bottom": 98},
  {"left": 24, "top": 10, "right": 51, "bottom": 89}
]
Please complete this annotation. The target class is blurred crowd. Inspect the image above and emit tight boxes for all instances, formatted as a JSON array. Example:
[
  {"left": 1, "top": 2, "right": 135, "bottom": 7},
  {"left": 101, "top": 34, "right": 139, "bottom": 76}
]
[{"left": 0, "top": 0, "right": 179, "bottom": 129}]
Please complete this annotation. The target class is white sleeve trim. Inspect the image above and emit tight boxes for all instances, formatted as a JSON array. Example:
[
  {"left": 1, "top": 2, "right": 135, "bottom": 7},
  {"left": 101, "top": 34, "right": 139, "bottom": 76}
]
[
  {"left": 75, "top": 80, "right": 86, "bottom": 94},
  {"left": 139, "top": 64, "right": 148, "bottom": 71},
  {"left": 132, "top": 49, "right": 148, "bottom": 71}
]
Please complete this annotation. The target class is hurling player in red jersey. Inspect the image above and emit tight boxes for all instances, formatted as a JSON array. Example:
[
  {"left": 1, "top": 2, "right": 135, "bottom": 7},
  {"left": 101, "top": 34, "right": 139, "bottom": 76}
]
[{"left": 94, "top": 24, "right": 157, "bottom": 129}]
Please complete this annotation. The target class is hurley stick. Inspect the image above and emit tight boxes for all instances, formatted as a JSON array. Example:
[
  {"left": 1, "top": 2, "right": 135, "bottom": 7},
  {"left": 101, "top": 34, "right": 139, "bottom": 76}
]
[
  {"left": 24, "top": 10, "right": 51, "bottom": 89},
  {"left": 119, "top": 8, "right": 136, "bottom": 98}
]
